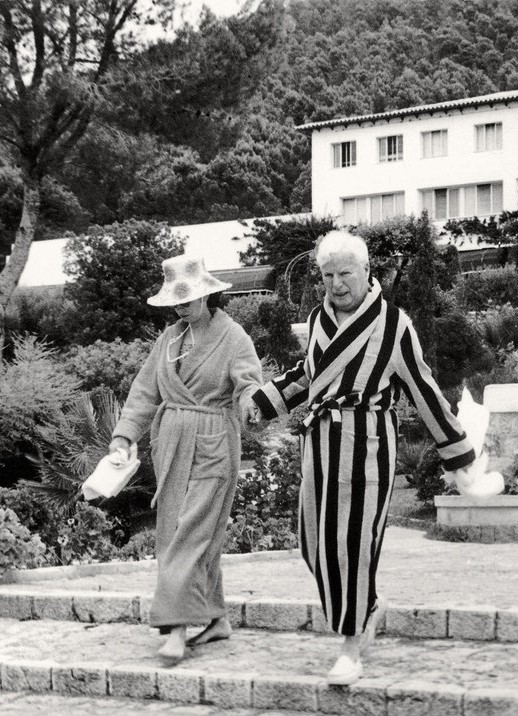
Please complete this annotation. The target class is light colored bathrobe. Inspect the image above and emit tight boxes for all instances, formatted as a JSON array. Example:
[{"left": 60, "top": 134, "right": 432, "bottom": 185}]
[{"left": 113, "top": 309, "right": 262, "bottom": 628}]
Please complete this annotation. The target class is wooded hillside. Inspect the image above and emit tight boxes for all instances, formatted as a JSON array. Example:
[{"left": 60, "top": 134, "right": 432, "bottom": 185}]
[{"left": 2, "top": 0, "right": 518, "bottom": 243}]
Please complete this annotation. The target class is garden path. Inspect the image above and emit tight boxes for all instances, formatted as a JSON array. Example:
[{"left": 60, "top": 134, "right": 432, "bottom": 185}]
[{"left": 2, "top": 526, "right": 517, "bottom": 608}]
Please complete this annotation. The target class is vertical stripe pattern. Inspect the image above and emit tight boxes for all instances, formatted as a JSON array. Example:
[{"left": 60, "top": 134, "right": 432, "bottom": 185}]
[{"left": 253, "top": 280, "right": 475, "bottom": 637}]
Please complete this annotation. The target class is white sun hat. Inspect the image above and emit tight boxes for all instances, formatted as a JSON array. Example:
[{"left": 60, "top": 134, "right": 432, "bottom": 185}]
[{"left": 147, "top": 255, "right": 232, "bottom": 307}]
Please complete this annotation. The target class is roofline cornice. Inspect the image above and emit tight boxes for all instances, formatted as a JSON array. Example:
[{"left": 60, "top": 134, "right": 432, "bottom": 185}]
[{"left": 296, "top": 92, "right": 518, "bottom": 133}]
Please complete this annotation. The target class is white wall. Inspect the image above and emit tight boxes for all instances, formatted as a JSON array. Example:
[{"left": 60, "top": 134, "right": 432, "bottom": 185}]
[{"left": 311, "top": 102, "right": 518, "bottom": 222}]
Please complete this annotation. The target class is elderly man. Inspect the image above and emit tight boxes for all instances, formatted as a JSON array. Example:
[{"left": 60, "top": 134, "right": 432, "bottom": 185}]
[{"left": 249, "top": 230, "right": 474, "bottom": 685}]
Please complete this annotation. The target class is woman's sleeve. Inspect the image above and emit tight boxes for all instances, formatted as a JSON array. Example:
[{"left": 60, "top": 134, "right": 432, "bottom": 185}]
[
  {"left": 230, "top": 333, "right": 263, "bottom": 425},
  {"left": 112, "top": 337, "right": 163, "bottom": 444},
  {"left": 396, "top": 317, "right": 475, "bottom": 471}
]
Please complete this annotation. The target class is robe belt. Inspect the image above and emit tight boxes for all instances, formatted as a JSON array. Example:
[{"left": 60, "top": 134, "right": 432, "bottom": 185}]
[
  {"left": 293, "top": 392, "right": 370, "bottom": 434},
  {"left": 163, "top": 402, "right": 228, "bottom": 415}
]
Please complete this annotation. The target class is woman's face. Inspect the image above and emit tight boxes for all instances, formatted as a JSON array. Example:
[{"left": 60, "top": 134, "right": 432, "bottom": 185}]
[
  {"left": 174, "top": 296, "right": 209, "bottom": 323},
  {"left": 320, "top": 252, "right": 370, "bottom": 313}
]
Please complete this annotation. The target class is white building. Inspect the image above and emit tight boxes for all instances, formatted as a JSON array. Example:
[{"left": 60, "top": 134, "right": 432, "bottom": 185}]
[{"left": 302, "top": 90, "right": 518, "bottom": 228}]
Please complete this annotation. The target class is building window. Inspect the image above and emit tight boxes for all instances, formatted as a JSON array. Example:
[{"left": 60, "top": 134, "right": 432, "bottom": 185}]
[
  {"left": 421, "top": 130, "right": 448, "bottom": 158},
  {"left": 420, "top": 181, "right": 503, "bottom": 219},
  {"left": 475, "top": 123, "right": 502, "bottom": 152},
  {"left": 332, "top": 141, "right": 357, "bottom": 168},
  {"left": 343, "top": 192, "right": 404, "bottom": 224},
  {"left": 378, "top": 135, "right": 403, "bottom": 162}
]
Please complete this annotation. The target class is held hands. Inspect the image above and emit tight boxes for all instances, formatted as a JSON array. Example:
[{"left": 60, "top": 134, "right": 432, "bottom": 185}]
[{"left": 244, "top": 400, "right": 263, "bottom": 431}]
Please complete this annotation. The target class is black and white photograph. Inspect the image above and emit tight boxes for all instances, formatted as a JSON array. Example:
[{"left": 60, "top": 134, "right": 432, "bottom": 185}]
[{"left": 1, "top": 1, "right": 518, "bottom": 714}]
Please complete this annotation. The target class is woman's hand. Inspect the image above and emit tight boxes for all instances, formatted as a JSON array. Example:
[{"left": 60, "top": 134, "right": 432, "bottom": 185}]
[
  {"left": 108, "top": 436, "right": 132, "bottom": 462},
  {"left": 244, "top": 401, "right": 263, "bottom": 429}
]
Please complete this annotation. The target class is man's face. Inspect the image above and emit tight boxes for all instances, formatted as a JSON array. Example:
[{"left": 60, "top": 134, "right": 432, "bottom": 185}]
[{"left": 320, "top": 252, "right": 370, "bottom": 313}]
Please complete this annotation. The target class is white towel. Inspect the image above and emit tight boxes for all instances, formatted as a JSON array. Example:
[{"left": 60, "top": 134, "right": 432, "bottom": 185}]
[{"left": 82, "top": 445, "right": 140, "bottom": 500}]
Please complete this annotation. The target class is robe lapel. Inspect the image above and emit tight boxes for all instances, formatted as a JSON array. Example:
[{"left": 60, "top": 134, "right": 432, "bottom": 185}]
[
  {"left": 160, "top": 322, "right": 199, "bottom": 405},
  {"left": 308, "top": 280, "right": 383, "bottom": 404},
  {"left": 179, "top": 309, "right": 232, "bottom": 385}
]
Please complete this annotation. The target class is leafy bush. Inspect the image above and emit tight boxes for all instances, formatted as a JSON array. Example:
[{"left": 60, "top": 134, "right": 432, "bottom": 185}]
[
  {"left": 5, "top": 287, "right": 73, "bottom": 348},
  {"left": 118, "top": 528, "right": 156, "bottom": 561},
  {"left": 396, "top": 437, "right": 433, "bottom": 485},
  {"left": 56, "top": 502, "right": 120, "bottom": 564},
  {"left": 28, "top": 388, "right": 155, "bottom": 520},
  {"left": 475, "top": 304, "right": 518, "bottom": 352},
  {"left": 414, "top": 444, "right": 448, "bottom": 506},
  {"left": 62, "top": 337, "right": 152, "bottom": 401},
  {"left": 467, "top": 349, "right": 518, "bottom": 403},
  {"left": 239, "top": 215, "right": 337, "bottom": 304},
  {"left": 435, "top": 311, "right": 494, "bottom": 389},
  {"left": 226, "top": 293, "right": 301, "bottom": 368},
  {"left": 63, "top": 219, "right": 184, "bottom": 344},
  {"left": 456, "top": 267, "right": 518, "bottom": 312},
  {"left": 0, "top": 335, "right": 80, "bottom": 465},
  {"left": 0, "top": 486, "right": 61, "bottom": 548},
  {"left": 224, "top": 505, "right": 298, "bottom": 553},
  {"left": 0, "top": 507, "right": 46, "bottom": 575}
]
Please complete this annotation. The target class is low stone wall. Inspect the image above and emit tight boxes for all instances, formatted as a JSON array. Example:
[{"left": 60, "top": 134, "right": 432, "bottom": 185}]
[{"left": 434, "top": 495, "right": 518, "bottom": 542}]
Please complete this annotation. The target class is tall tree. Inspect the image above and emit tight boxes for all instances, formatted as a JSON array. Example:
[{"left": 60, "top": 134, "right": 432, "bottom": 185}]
[{"left": 0, "top": 0, "right": 176, "bottom": 355}]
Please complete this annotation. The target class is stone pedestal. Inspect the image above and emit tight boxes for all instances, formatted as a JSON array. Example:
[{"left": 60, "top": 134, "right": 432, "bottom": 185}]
[
  {"left": 433, "top": 383, "right": 518, "bottom": 542},
  {"left": 483, "top": 384, "right": 518, "bottom": 475}
]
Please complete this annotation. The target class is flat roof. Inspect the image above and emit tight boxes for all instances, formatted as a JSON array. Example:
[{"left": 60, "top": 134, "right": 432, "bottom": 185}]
[
  {"left": 15, "top": 214, "right": 308, "bottom": 287},
  {"left": 297, "top": 90, "right": 518, "bottom": 132}
]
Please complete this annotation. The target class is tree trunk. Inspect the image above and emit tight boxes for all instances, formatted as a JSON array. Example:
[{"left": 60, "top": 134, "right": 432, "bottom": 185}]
[{"left": 0, "top": 173, "right": 41, "bottom": 359}]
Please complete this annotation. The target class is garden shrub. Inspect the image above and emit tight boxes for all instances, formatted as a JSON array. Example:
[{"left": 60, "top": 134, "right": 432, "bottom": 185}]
[
  {"left": 0, "top": 485, "right": 61, "bottom": 548},
  {"left": 435, "top": 311, "right": 494, "bottom": 389},
  {"left": 224, "top": 505, "right": 298, "bottom": 553},
  {"left": 0, "top": 335, "right": 80, "bottom": 466},
  {"left": 226, "top": 435, "right": 301, "bottom": 552},
  {"left": 467, "top": 349, "right": 518, "bottom": 403},
  {"left": 474, "top": 304, "right": 518, "bottom": 352},
  {"left": 63, "top": 219, "right": 184, "bottom": 344},
  {"left": 62, "top": 337, "right": 152, "bottom": 401},
  {"left": 0, "top": 507, "right": 46, "bottom": 575},
  {"left": 456, "top": 266, "right": 518, "bottom": 312},
  {"left": 56, "top": 502, "right": 121, "bottom": 564},
  {"left": 226, "top": 293, "right": 301, "bottom": 368},
  {"left": 5, "top": 287, "right": 74, "bottom": 348},
  {"left": 118, "top": 528, "right": 156, "bottom": 561},
  {"left": 29, "top": 388, "right": 155, "bottom": 523},
  {"left": 413, "top": 444, "right": 450, "bottom": 506}
]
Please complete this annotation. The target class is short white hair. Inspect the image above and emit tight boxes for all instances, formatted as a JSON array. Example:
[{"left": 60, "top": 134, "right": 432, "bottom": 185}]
[{"left": 314, "top": 230, "right": 369, "bottom": 267}]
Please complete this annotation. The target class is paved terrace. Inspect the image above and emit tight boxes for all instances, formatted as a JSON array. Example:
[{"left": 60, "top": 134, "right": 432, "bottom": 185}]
[{"left": 0, "top": 526, "right": 517, "bottom": 715}]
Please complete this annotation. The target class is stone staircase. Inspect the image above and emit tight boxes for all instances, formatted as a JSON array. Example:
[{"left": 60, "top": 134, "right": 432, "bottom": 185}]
[{"left": 1, "top": 587, "right": 518, "bottom": 715}]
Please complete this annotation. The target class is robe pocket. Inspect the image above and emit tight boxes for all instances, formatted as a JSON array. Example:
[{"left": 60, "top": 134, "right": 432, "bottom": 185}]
[
  {"left": 191, "top": 430, "right": 231, "bottom": 480},
  {"left": 338, "top": 428, "right": 381, "bottom": 485}
]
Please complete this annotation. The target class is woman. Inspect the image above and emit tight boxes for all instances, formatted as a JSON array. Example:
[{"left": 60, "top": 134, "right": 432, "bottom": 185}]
[
  {"left": 250, "top": 230, "right": 474, "bottom": 685},
  {"left": 109, "top": 254, "right": 262, "bottom": 662}
]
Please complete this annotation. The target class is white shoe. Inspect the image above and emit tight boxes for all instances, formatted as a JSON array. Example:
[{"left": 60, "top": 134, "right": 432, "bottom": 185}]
[
  {"left": 327, "top": 654, "right": 363, "bottom": 686},
  {"left": 360, "top": 596, "right": 387, "bottom": 653}
]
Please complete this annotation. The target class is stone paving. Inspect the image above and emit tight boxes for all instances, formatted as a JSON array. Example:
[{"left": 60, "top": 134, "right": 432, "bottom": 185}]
[
  {"left": 3, "top": 526, "right": 518, "bottom": 607},
  {"left": 2, "top": 619, "right": 518, "bottom": 690},
  {"left": 0, "top": 692, "right": 311, "bottom": 715},
  {"left": 1, "top": 526, "right": 518, "bottom": 714}
]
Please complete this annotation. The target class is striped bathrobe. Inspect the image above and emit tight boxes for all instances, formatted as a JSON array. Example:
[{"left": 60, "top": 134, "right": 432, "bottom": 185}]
[{"left": 253, "top": 279, "right": 475, "bottom": 636}]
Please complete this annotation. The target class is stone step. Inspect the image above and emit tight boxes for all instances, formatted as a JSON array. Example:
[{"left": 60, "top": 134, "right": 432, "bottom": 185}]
[
  {"left": 2, "top": 619, "right": 518, "bottom": 715},
  {"left": 0, "top": 589, "right": 517, "bottom": 644},
  {"left": 0, "top": 691, "right": 315, "bottom": 715}
]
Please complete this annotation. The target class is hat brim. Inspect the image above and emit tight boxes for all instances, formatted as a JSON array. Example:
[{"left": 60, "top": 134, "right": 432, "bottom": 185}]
[{"left": 147, "top": 281, "right": 232, "bottom": 307}]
